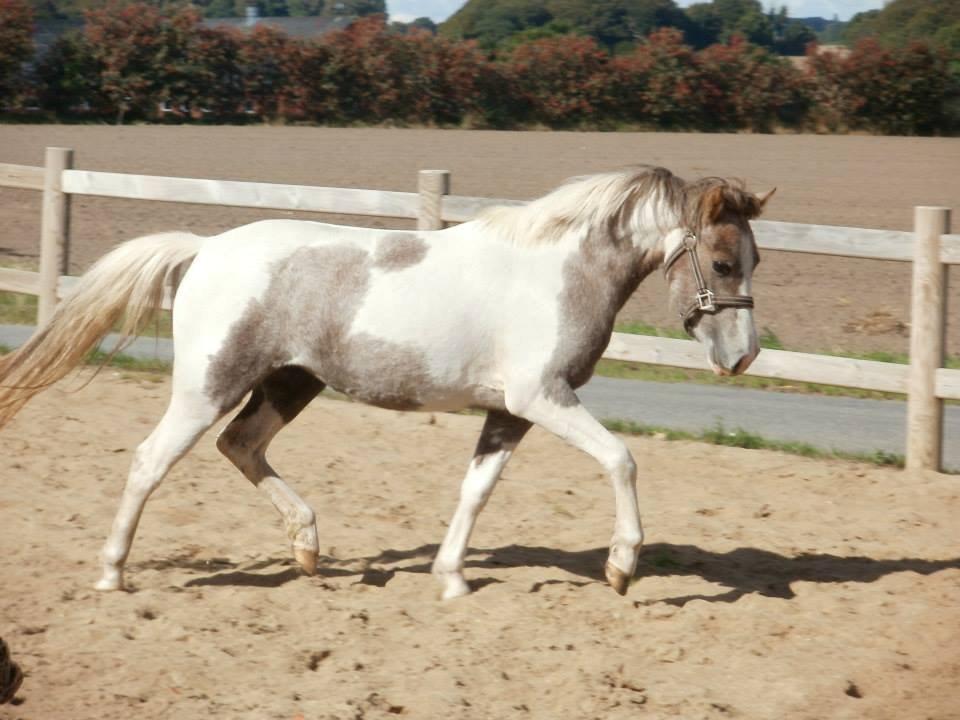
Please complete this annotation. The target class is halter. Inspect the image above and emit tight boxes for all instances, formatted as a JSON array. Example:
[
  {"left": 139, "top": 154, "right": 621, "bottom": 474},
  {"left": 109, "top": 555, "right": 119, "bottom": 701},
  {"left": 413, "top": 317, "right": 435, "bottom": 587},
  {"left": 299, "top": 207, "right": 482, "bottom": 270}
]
[{"left": 663, "top": 231, "right": 754, "bottom": 337}]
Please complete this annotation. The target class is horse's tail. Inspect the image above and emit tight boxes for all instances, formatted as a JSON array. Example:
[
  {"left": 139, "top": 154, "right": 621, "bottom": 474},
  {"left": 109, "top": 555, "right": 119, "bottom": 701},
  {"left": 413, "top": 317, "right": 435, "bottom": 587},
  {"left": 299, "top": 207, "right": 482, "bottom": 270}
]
[{"left": 0, "top": 231, "right": 204, "bottom": 429}]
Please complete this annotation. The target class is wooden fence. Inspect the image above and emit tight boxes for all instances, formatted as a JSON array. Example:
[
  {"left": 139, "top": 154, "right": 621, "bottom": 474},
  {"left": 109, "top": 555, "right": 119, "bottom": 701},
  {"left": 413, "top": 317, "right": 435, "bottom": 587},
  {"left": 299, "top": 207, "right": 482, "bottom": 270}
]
[{"left": 1, "top": 146, "right": 957, "bottom": 471}]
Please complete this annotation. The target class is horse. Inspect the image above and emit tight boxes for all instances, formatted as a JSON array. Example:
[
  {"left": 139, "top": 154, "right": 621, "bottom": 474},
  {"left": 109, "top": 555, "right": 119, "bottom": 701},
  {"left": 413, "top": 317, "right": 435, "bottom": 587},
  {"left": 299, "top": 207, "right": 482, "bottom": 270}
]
[{"left": 0, "top": 166, "right": 773, "bottom": 600}]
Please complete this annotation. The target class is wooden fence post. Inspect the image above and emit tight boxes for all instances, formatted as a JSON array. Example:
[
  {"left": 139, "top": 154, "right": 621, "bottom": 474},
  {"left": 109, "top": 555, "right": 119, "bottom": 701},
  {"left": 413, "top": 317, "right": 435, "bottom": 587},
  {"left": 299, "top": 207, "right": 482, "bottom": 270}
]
[
  {"left": 417, "top": 170, "right": 450, "bottom": 231},
  {"left": 38, "top": 146, "right": 73, "bottom": 325},
  {"left": 906, "top": 206, "right": 950, "bottom": 472}
]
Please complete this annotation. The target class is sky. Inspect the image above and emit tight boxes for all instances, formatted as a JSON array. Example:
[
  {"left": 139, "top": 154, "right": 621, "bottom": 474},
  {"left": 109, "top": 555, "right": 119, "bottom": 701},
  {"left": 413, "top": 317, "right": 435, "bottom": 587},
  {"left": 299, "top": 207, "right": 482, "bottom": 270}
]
[{"left": 385, "top": 0, "right": 887, "bottom": 24}]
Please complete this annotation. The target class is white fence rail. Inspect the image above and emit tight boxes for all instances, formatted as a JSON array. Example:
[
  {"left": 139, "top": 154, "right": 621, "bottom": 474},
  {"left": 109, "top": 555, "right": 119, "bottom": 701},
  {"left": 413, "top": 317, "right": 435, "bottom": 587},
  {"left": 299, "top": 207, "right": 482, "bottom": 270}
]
[{"left": 0, "top": 147, "right": 956, "bottom": 471}]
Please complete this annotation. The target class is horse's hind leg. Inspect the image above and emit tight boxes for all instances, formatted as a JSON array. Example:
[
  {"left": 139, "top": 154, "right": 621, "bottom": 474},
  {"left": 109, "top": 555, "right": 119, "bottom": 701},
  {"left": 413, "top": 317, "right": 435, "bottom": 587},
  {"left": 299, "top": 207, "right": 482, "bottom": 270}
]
[
  {"left": 216, "top": 366, "right": 325, "bottom": 575},
  {"left": 96, "top": 387, "right": 221, "bottom": 591},
  {"left": 432, "top": 410, "right": 531, "bottom": 600}
]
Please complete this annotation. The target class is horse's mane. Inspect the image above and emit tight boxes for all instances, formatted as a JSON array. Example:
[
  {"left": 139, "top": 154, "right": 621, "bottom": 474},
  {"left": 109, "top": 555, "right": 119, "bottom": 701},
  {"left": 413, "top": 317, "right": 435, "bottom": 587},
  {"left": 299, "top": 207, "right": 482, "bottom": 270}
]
[{"left": 477, "top": 166, "right": 763, "bottom": 247}]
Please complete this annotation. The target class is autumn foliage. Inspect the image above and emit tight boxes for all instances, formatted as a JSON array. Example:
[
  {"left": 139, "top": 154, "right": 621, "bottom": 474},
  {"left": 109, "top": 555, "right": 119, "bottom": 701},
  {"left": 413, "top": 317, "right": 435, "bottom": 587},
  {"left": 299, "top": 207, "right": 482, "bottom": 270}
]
[
  {"left": 0, "top": 0, "right": 34, "bottom": 105},
  {"left": 10, "top": 4, "right": 960, "bottom": 135}
]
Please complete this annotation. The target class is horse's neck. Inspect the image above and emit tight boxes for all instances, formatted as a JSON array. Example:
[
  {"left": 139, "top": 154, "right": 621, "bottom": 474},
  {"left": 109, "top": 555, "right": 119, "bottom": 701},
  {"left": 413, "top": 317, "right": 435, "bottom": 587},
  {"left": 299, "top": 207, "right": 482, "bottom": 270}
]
[{"left": 576, "top": 217, "right": 666, "bottom": 318}]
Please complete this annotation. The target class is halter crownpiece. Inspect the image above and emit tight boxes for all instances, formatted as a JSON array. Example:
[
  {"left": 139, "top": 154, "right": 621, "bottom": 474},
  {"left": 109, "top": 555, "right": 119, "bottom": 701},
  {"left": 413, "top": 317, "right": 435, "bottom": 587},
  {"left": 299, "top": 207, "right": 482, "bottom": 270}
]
[{"left": 663, "top": 230, "right": 754, "bottom": 336}]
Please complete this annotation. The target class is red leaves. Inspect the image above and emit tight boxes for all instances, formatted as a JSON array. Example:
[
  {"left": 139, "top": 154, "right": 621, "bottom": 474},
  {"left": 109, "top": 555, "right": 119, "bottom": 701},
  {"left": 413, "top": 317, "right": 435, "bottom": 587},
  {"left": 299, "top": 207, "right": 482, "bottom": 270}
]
[
  {"left": 805, "top": 39, "right": 957, "bottom": 134},
  {"left": 506, "top": 35, "right": 614, "bottom": 126},
  {"left": 22, "top": 4, "right": 959, "bottom": 134}
]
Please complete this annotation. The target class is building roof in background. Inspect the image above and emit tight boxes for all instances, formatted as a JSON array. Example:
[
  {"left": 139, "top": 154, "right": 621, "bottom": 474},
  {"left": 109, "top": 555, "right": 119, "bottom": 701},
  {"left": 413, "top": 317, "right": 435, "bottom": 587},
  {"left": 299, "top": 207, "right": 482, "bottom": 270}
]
[
  {"left": 202, "top": 14, "right": 355, "bottom": 38},
  {"left": 31, "top": 12, "right": 352, "bottom": 57}
]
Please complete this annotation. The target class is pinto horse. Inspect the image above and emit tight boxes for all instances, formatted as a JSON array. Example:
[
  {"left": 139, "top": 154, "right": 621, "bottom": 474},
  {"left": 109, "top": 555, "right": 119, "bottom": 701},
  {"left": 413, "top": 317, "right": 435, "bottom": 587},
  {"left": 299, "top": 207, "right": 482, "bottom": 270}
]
[{"left": 0, "top": 166, "right": 773, "bottom": 599}]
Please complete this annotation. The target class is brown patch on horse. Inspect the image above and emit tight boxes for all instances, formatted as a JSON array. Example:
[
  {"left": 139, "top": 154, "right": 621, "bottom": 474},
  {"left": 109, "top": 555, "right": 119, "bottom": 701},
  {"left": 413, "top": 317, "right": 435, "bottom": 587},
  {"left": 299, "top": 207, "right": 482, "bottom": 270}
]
[
  {"left": 373, "top": 233, "right": 428, "bottom": 271},
  {"left": 205, "top": 244, "right": 434, "bottom": 414},
  {"left": 261, "top": 366, "right": 325, "bottom": 423},
  {"left": 473, "top": 411, "right": 532, "bottom": 467},
  {"left": 541, "top": 236, "right": 663, "bottom": 407}
]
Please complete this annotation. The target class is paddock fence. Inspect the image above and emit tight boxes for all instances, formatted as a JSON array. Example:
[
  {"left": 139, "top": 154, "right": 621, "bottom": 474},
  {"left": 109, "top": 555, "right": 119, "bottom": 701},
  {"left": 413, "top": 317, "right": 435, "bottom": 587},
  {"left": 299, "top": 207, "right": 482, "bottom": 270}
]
[{"left": 0, "top": 147, "right": 957, "bottom": 472}]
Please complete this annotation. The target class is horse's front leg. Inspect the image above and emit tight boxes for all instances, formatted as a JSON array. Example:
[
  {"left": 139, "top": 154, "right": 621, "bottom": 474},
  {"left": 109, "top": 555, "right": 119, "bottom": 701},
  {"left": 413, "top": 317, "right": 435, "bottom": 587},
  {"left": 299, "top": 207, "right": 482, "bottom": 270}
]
[
  {"left": 510, "top": 385, "right": 643, "bottom": 596},
  {"left": 432, "top": 410, "right": 531, "bottom": 600}
]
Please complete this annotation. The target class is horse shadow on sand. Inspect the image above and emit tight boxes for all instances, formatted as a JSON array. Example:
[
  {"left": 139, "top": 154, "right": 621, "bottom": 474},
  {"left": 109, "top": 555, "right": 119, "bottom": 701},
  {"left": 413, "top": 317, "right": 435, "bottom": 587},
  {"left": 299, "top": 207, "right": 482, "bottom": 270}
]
[{"left": 181, "top": 543, "right": 960, "bottom": 606}]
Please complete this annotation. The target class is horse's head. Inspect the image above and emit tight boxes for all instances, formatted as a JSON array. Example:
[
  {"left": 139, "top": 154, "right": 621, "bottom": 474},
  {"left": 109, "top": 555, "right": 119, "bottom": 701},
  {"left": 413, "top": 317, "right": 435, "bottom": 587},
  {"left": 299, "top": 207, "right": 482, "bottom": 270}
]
[{"left": 664, "top": 181, "right": 775, "bottom": 376}]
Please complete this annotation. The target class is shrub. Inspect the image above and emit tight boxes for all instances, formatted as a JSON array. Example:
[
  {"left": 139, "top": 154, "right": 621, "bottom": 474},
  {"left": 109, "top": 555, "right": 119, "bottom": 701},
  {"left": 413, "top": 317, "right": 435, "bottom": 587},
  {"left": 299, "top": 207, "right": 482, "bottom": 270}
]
[
  {"left": 610, "top": 28, "right": 702, "bottom": 129},
  {"left": 696, "top": 35, "right": 808, "bottom": 131},
  {"left": 806, "top": 39, "right": 959, "bottom": 135},
  {"left": 0, "top": 0, "right": 34, "bottom": 107},
  {"left": 238, "top": 25, "right": 306, "bottom": 121},
  {"left": 503, "top": 35, "right": 614, "bottom": 127}
]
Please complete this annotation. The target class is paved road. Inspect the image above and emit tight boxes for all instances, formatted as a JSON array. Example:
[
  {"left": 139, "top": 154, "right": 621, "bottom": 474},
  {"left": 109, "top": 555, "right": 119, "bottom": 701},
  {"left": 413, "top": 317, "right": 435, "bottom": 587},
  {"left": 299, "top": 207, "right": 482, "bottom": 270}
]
[{"left": 2, "top": 324, "right": 957, "bottom": 470}]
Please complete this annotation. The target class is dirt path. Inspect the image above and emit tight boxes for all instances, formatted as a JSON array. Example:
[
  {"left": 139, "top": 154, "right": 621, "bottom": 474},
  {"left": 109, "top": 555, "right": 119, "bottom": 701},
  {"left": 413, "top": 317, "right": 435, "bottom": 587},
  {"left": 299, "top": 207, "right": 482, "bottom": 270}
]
[
  {"left": 1, "top": 373, "right": 958, "bottom": 719},
  {"left": 0, "top": 126, "right": 958, "bottom": 355}
]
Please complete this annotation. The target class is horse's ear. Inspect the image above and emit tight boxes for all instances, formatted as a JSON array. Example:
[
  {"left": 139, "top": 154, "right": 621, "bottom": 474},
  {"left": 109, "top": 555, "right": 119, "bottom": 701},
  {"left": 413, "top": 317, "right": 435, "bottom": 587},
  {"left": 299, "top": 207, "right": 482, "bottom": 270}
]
[
  {"left": 755, "top": 188, "right": 777, "bottom": 210},
  {"left": 702, "top": 185, "right": 727, "bottom": 224}
]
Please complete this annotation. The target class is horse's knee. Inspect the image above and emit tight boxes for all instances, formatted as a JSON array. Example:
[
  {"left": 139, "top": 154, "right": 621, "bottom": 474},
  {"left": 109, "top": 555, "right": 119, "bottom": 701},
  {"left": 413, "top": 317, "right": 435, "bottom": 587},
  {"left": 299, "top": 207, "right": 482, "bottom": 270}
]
[{"left": 604, "top": 442, "right": 636, "bottom": 483}]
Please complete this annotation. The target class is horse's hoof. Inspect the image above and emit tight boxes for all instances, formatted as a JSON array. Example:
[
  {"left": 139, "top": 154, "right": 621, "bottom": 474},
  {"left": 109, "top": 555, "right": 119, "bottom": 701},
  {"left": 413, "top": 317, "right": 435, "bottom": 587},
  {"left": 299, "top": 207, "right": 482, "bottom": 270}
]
[
  {"left": 94, "top": 574, "right": 122, "bottom": 592},
  {"left": 294, "top": 548, "right": 318, "bottom": 576},
  {"left": 605, "top": 561, "right": 631, "bottom": 596},
  {"left": 0, "top": 638, "right": 24, "bottom": 705},
  {"left": 438, "top": 574, "right": 471, "bottom": 601}
]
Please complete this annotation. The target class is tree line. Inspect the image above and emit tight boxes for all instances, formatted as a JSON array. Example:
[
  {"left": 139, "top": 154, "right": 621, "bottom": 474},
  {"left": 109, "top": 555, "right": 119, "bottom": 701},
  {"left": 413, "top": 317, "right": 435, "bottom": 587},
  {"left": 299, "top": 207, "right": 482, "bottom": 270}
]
[
  {"left": 440, "top": 0, "right": 820, "bottom": 55},
  {"left": 1, "top": 1, "right": 957, "bottom": 135}
]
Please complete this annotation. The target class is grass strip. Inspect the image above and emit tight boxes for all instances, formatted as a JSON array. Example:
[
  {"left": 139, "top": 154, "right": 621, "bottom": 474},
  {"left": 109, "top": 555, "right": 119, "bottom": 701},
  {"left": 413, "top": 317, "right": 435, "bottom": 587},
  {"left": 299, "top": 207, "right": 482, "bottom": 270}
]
[{"left": 601, "top": 418, "right": 909, "bottom": 469}]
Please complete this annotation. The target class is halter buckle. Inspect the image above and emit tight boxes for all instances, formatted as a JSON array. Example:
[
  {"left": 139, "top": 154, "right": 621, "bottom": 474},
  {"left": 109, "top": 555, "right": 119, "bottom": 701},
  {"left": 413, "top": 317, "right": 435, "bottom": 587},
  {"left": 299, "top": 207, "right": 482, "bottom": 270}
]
[{"left": 695, "top": 288, "right": 716, "bottom": 312}]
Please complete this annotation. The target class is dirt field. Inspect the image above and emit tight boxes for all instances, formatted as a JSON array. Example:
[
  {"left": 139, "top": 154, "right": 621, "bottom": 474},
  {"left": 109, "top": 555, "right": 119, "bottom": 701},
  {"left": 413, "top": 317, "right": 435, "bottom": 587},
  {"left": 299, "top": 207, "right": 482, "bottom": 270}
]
[
  {"left": 1, "top": 373, "right": 958, "bottom": 719},
  {"left": 0, "top": 126, "right": 958, "bottom": 355},
  {"left": 1, "top": 128, "right": 960, "bottom": 718}
]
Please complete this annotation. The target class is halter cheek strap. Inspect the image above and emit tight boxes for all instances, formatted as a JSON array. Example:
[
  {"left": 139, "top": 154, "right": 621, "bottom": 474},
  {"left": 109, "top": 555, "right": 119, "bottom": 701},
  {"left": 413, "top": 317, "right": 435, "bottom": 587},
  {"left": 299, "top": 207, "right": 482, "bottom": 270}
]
[{"left": 663, "top": 231, "right": 754, "bottom": 337}]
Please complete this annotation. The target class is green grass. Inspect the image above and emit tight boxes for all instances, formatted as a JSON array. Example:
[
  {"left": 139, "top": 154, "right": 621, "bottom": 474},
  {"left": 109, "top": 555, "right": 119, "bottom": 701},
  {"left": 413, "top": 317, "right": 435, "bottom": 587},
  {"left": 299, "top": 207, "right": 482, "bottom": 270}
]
[
  {"left": 0, "top": 291, "right": 39, "bottom": 325},
  {"left": 84, "top": 348, "right": 173, "bottom": 374},
  {"left": 0, "top": 290, "right": 175, "bottom": 338},
  {"left": 0, "top": 342, "right": 173, "bottom": 375},
  {"left": 601, "top": 419, "right": 908, "bottom": 469}
]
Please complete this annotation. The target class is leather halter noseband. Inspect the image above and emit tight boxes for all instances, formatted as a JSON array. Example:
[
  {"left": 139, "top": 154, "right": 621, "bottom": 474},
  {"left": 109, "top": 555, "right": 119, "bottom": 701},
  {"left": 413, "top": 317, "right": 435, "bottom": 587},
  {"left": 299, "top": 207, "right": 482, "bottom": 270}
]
[{"left": 663, "top": 231, "right": 754, "bottom": 337}]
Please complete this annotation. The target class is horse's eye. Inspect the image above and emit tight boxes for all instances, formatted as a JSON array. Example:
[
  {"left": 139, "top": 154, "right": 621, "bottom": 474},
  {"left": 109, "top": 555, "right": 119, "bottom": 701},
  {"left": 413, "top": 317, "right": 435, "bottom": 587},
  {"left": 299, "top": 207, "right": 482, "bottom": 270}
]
[{"left": 712, "top": 260, "right": 732, "bottom": 277}]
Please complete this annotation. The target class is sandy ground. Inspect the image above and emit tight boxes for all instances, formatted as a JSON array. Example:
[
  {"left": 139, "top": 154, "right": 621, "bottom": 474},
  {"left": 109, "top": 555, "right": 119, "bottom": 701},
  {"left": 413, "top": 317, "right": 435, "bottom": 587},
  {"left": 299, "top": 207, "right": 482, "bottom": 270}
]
[
  {"left": 0, "top": 126, "right": 958, "bottom": 355},
  {"left": 1, "top": 373, "right": 959, "bottom": 719},
  {"left": 1, "top": 127, "right": 959, "bottom": 718}
]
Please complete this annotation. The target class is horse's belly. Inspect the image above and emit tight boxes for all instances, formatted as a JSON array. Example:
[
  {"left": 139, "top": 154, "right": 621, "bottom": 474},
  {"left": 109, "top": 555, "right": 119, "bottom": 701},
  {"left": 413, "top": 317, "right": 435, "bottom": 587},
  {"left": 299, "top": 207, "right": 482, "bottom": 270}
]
[{"left": 296, "top": 329, "right": 501, "bottom": 414}]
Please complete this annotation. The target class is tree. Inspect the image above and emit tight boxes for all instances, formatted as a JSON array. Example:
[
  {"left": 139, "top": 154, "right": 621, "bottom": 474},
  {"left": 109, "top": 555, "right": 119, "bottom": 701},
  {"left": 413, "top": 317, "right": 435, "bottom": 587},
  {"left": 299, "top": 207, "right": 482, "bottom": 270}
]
[
  {"left": 684, "top": 2, "right": 722, "bottom": 47},
  {"left": 441, "top": 0, "right": 691, "bottom": 52},
  {"left": 845, "top": 0, "right": 960, "bottom": 53},
  {"left": 36, "top": 30, "right": 105, "bottom": 116},
  {"left": 773, "top": 15, "right": 816, "bottom": 56},
  {"left": 683, "top": 0, "right": 776, "bottom": 48},
  {"left": 0, "top": 0, "right": 34, "bottom": 105}
]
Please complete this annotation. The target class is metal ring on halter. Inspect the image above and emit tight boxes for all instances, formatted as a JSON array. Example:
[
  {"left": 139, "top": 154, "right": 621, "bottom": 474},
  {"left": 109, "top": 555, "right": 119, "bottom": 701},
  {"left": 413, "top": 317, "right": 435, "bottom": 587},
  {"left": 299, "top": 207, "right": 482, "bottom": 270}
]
[{"left": 663, "top": 231, "right": 755, "bottom": 337}]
